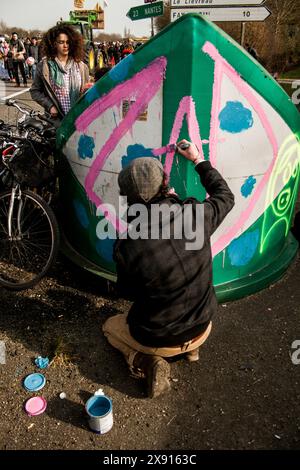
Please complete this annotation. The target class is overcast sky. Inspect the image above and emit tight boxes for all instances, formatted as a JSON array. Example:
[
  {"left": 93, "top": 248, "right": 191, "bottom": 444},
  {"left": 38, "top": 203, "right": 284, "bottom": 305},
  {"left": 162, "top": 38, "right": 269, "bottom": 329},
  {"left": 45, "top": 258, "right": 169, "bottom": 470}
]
[{"left": 1, "top": 0, "right": 155, "bottom": 37}]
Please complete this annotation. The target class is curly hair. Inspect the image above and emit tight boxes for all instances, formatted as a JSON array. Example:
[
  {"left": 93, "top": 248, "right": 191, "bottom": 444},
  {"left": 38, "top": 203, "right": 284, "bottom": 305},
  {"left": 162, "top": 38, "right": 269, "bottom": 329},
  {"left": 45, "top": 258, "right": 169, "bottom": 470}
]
[{"left": 41, "top": 24, "right": 84, "bottom": 62}]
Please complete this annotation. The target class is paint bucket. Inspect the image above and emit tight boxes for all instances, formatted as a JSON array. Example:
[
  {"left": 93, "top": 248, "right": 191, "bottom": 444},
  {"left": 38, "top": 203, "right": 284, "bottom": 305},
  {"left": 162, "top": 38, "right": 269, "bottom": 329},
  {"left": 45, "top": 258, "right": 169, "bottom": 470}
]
[{"left": 85, "top": 389, "right": 113, "bottom": 434}]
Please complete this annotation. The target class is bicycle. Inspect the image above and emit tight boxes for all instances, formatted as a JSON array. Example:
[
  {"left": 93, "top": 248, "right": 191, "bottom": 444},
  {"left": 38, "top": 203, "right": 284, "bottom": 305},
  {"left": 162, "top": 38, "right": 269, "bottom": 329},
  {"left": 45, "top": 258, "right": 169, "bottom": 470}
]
[{"left": 0, "top": 99, "right": 60, "bottom": 290}]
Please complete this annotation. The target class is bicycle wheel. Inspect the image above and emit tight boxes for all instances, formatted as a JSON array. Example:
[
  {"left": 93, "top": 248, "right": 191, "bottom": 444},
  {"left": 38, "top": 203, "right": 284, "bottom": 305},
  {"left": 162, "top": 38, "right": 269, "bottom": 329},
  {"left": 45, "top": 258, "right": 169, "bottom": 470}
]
[{"left": 0, "top": 189, "right": 60, "bottom": 290}]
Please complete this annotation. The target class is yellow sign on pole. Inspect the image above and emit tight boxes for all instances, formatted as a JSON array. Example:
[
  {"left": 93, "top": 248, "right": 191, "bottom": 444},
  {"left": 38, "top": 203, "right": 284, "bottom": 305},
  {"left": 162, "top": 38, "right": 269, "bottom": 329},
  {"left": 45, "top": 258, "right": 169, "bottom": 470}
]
[{"left": 74, "top": 0, "right": 85, "bottom": 9}]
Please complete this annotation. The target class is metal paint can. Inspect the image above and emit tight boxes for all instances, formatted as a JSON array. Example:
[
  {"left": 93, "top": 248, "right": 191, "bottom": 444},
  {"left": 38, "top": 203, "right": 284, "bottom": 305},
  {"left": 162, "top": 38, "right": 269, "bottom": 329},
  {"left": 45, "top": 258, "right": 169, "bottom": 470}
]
[{"left": 85, "top": 389, "right": 113, "bottom": 434}]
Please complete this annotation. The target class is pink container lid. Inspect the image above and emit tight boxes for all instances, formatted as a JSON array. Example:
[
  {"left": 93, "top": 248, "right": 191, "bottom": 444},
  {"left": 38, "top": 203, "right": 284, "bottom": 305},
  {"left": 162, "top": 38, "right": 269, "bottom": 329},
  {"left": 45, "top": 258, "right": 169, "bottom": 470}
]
[{"left": 25, "top": 396, "right": 47, "bottom": 416}]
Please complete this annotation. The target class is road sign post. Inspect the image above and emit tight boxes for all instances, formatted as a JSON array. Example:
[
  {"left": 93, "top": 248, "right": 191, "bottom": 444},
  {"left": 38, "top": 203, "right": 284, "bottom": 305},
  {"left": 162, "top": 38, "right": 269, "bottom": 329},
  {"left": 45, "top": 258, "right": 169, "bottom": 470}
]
[
  {"left": 127, "top": 1, "right": 164, "bottom": 21},
  {"left": 241, "top": 21, "right": 246, "bottom": 47}
]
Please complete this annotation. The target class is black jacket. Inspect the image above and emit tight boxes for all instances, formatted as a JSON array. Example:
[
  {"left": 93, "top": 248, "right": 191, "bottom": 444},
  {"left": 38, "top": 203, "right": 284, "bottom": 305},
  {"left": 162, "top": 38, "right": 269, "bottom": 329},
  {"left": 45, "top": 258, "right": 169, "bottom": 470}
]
[
  {"left": 29, "top": 45, "right": 39, "bottom": 63},
  {"left": 114, "top": 161, "right": 235, "bottom": 347}
]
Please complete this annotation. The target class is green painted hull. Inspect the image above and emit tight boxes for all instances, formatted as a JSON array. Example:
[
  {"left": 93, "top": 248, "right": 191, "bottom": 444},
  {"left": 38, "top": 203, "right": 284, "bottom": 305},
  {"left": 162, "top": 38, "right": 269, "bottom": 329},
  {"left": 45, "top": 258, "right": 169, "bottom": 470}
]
[{"left": 57, "top": 14, "right": 300, "bottom": 301}]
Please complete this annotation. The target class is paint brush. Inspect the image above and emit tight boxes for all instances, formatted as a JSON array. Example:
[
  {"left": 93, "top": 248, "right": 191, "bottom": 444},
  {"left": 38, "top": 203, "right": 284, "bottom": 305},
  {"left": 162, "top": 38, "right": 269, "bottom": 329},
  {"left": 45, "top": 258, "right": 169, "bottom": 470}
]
[{"left": 152, "top": 143, "right": 178, "bottom": 157}]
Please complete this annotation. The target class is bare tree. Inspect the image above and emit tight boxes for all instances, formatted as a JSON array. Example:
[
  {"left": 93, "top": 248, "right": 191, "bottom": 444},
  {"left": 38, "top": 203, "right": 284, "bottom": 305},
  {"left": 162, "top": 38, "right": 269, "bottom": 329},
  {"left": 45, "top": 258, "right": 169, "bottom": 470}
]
[
  {"left": 154, "top": 0, "right": 299, "bottom": 73},
  {"left": 154, "top": 2, "right": 170, "bottom": 33},
  {"left": 242, "top": 0, "right": 300, "bottom": 72},
  {"left": 0, "top": 20, "right": 44, "bottom": 39},
  {"left": 94, "top": 32, "right": 122, "bottom": 42}
]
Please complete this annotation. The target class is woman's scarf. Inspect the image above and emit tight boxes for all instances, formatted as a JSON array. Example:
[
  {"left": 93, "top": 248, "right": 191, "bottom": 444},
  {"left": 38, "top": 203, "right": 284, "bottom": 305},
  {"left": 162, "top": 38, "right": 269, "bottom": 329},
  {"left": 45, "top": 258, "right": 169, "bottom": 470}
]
[{"left": 48, "top": 58, "right": 81, "bottom": 107}]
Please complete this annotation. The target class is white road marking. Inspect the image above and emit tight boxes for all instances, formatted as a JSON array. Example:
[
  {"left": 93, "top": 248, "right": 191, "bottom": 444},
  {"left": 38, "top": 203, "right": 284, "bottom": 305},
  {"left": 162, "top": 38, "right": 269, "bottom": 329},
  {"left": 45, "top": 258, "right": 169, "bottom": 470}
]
[{"left": 1, "top": 88, "right": 30, "bottom": 100}]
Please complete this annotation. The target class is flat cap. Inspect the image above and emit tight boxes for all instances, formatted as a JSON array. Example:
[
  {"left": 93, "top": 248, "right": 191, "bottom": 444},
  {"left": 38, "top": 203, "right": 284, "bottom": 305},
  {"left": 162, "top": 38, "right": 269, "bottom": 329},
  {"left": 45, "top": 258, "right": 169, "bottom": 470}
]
[{"left": 118, "top": 157, "right": 164, "bottom": 203}]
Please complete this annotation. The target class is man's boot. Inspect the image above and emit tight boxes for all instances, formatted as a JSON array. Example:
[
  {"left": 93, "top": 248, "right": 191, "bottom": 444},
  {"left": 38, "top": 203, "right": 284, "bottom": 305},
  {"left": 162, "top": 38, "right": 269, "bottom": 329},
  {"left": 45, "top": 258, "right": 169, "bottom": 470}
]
[{"left": 133, "top": 353, "right": 171, "bottom": 398}]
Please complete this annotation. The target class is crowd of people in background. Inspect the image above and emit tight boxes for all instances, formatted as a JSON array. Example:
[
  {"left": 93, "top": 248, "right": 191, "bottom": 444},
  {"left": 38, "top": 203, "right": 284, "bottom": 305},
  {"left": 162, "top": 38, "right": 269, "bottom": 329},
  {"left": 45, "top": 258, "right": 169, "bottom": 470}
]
[
  {"left": 0, "top": 31, "right": 142, "bottom": 86},
  {"left": 0, "top": 32, "right": 43, "bottom": 85},
  {"left": 96, "top": 40, "right": 138, "bottom": 67}
]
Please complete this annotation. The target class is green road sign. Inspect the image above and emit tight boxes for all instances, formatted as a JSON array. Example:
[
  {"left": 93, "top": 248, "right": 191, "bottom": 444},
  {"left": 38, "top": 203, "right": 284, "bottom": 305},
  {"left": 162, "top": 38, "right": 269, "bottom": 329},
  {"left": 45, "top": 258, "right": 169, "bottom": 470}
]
[{"left": 127, "top": 1, "right": 164, "bottom": 21}]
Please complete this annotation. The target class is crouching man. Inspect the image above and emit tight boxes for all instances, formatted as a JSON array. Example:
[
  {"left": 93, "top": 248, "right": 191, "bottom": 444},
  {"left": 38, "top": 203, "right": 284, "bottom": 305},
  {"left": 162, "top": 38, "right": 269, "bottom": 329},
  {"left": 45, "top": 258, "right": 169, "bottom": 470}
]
[{"left": 103, "top": 141, "right": 235, "bottom": 398}]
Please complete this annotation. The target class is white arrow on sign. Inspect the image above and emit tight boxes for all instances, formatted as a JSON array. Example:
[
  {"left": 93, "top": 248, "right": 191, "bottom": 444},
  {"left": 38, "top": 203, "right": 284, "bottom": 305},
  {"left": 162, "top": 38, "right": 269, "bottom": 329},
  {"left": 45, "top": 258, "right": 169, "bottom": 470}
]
[
  {"left": 171, "top": 0, "right": 266, "bottom": 6},
  {"left": 171, "top": 6, "right": 271, "bottom": 22}
]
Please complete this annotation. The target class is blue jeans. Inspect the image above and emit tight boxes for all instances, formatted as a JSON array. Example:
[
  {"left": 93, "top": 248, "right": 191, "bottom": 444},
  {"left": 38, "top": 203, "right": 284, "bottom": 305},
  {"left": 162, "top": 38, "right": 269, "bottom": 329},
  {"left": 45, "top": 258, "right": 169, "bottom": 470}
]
[{"left": 31, "top": 63, "right": 37, "bottom": 80}]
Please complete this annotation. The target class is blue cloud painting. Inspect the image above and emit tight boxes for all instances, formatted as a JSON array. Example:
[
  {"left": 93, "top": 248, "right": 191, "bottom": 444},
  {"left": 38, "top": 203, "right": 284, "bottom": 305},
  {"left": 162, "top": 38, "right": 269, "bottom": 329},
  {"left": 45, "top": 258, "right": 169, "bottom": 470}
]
[
  {"left": 219, "top": 101, "right": 254, "bottom": 133},
  {"left": 109, "top": 54, "right": 134, "bottom": 83},
  {"left": 228, "top": 230, "right": 260, "bottom": 267},
  {"left": 241, "top": 176, "right": 257, "bottom": 198},
  {"left": 78, "top": 135, "right": 95, "bottom": 160},
  {"left": 73, "top": 200, "right": 89, "bottom": 229},
  {"left": 121, "top": 144, "right": 156, "bottom": 169},
  {"left": 96, "top": 238, "right": 115, "bottom": 263}
]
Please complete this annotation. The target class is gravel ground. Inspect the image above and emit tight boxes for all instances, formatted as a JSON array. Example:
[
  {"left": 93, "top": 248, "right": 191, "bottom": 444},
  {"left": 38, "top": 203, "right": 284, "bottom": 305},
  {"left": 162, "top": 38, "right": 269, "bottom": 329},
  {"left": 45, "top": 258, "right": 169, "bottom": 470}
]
[{"left": 0, "top": 247, "right": 299, "bottom": 451}]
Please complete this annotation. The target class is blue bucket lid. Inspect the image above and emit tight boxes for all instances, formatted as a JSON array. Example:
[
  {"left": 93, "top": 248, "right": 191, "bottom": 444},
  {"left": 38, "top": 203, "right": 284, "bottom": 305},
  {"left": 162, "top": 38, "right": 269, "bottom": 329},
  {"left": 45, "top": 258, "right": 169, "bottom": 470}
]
[{"left": 23, "top": 373, "right": 46, "bottom": 392}]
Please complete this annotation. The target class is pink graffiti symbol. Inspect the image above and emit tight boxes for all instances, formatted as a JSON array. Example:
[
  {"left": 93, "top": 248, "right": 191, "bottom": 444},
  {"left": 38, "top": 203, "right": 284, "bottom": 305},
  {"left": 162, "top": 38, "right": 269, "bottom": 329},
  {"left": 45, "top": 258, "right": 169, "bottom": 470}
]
[
  {"left": 202, "top": 42, "right": 278, "bottom": 257},
  {"left": 163, "top": 96, "right": 204, "bottom": 178},
  {"left": 75, "top": 43, "right": 278, "bottom": 254},
  {"left": 76, "top": 56, "right": 167, "bottom": 232}
]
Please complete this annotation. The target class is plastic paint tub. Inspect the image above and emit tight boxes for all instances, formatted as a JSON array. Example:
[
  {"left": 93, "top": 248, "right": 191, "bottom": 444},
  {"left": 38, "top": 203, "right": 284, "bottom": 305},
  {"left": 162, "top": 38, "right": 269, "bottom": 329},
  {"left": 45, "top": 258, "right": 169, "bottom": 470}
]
[
  {"left": 25, "top": 396, "right": 47, "bottom": 416},
  {"left": 23, "top": 373, "right": 46, "bottom": 392}
]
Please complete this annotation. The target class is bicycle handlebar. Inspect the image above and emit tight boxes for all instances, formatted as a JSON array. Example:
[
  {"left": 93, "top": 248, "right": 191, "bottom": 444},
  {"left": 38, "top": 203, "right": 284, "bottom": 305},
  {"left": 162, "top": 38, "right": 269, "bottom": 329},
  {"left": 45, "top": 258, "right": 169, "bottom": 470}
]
[
  {"left": 6, "top": 99, "right": 32, "bottom": 116},
  {"left": 5, "top": 100, "right": 55, "bottom": 128},
  {"left": 0, "top": 129, "right": 12, "bottom": 138},
  {"left": 0, "top": 128, "right": 55, "bottom": 143},
  {"left": 0, "top": 129, "right": 26, "bottom": 140}
]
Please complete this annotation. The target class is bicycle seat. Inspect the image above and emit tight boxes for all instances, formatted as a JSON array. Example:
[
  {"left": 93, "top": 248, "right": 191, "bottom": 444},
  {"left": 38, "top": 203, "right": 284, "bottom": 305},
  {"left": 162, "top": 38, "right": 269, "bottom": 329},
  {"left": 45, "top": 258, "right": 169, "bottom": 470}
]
[
  {"left": 43, "top": 128, "right": 56, "bottom": 139},
  {"left": 22, "top": 118, "right": 44, "bottom": 132}
]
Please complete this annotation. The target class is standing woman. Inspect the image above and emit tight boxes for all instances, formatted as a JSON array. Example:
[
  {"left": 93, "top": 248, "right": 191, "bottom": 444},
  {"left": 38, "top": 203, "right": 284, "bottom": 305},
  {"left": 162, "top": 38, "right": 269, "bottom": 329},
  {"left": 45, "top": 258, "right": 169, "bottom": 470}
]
[{"left": 30, "top": 24, "right": 89, "bottom": 127}]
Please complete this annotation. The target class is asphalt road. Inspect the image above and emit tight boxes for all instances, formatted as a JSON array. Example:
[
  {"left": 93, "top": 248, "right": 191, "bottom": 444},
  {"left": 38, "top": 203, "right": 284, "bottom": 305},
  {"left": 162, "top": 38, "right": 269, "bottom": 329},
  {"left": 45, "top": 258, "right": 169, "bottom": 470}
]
[{"left": 0, "top": 82, "right": 43, "bottom": 122}]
